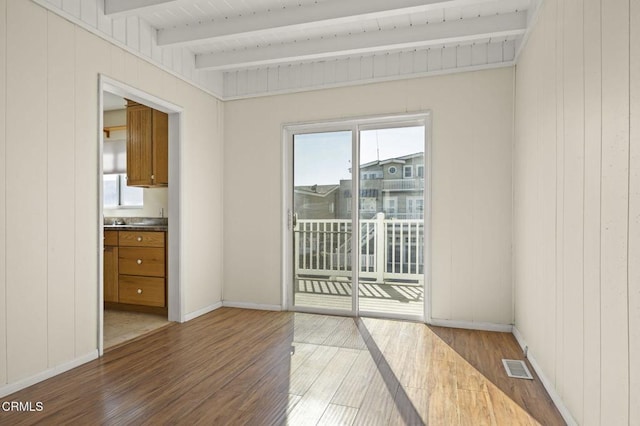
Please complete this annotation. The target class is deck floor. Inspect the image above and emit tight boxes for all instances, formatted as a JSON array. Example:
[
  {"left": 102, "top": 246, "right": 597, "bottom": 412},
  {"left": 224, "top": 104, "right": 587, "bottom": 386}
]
[
  {"left": 1, "top": 308, "right": 564, "bottom": 425},
  {"left": 295, "top": 279, "right": 424, "bottom": 316}
]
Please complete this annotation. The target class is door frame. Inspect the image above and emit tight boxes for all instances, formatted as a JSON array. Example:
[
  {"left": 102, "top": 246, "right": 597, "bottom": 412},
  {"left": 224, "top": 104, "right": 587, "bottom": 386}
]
[
  {"left": 281, "top": 112, "right": 432, "bottom": 322},
  {"left": 97, "top": 75, "right": 184, "bottom": 356}
]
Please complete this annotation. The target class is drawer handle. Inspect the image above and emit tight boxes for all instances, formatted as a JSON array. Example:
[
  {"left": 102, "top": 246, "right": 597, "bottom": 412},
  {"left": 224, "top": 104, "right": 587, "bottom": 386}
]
[
  {"left": 137, "top": 289, "right": 143, "bottom": 294},
  {"left": 137, "top": 236, "right": 143, "bottom": 242},
  {"left": 137, "top": 259, "right": 143, "bottom": 265}
]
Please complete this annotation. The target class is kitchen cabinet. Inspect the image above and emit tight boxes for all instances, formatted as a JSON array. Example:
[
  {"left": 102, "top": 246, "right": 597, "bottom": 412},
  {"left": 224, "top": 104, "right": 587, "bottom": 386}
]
[
  {"left": 103, "top": 231, "right": 119, "bottom": 303},
  {"left": 126, "top": 100, "right": 168, "bottom": 187},
  {"left": 118, "top": 230, "right": 166, "bottom": 308},
  {"left": 119, "top": 247, "right": 165, "bottom": 277},
  {"left": 103, "top": 229, "right": 167, "bottom": 312},
  {"left": 118, "top": 276, "right": 165, "bottom": 307}
]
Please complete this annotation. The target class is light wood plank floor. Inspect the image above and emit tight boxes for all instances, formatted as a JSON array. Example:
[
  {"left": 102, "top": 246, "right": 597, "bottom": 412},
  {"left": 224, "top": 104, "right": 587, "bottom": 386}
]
[{"left": 0, "top": 308, "right": 564, "bottom": 425}]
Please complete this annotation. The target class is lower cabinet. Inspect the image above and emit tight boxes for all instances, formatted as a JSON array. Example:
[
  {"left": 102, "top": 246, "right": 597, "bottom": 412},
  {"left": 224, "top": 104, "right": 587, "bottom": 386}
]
[
  {"left": 119, "top": 247, "right": 165, "bottom": 277},
  {"left": 104, "top": 231, "right": 119, "bottom": 303},
  {"left": 104, "top": 229, "right": 167, "bottom": 311},
  {"left": 118, "top": 275, "right": 165, "bottom": 307}
]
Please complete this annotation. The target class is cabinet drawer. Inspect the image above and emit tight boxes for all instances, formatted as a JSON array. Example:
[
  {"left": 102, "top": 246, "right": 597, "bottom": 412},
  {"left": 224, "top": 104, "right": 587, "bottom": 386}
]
[
  {"left": 119, "top": 247, "right": 165, "bottom": 277},
  {"left": 119, "top": 231, "right": 164, "bottom": 248},
  {"left": 119, "top": 276, "right": 165, "bottom": 307},
  {"left": 104, "top": 230, "right": 118, "bottom": 246}
]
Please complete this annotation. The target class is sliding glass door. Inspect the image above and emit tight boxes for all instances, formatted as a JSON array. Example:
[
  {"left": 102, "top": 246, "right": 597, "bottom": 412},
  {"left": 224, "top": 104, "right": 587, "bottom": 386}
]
[
  {"left": 287, "top": 116, "right": 428, "bottom": 320},
  {"left": 292, "top": 130, "right": 354, "bottom": 313},
  {"left": 357, "top": 126, "right": 425, "bottom": 317}
]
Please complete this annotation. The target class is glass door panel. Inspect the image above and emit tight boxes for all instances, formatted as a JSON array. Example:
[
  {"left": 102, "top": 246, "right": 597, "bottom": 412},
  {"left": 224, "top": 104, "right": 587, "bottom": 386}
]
[
  {"left": 292, "top": 131, "right": 354, "bottom": 313},
  {"left": 358, "top": 126, "right": 426, "bottom": 318}
]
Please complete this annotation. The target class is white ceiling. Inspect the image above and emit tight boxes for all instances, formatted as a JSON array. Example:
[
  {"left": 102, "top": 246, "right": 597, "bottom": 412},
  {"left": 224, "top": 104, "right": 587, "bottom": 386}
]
[{"left": 39, "top": 0, "right": 539, "bottom": 98}]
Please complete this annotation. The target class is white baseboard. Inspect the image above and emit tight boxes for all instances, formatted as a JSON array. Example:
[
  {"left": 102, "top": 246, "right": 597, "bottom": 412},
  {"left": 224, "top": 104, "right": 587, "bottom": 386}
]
[
  {"left": 0, "top": 350, "right": 99, "bottom": 398},
  {"left": 182, "top": 301, "right": 223, "bottom": 322},
  {"left": 512, "top": 326, "right": 577, "bottom": 426},
  {"left": 428, "top": 318, "right": 513, "bottom": 333},
  {"left": 222, "top": 301, "right": 282, "bottom": 311}
]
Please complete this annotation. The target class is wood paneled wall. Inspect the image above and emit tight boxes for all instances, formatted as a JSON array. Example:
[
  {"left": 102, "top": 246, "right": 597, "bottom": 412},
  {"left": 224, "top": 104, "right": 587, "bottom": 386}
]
[
  {"left": 630, "top": 1, "right": 640, "bottom": 423},
  {"left": 513, "top": 0, "right": 639, "bottom": 424},
  {"left": 36, "top": 0, "right": 222, "bottom": 95},
  {"left": 0, "top": 0, "right": 7, "bottom": 388},
  {"left": 0, "top": 0, "right": 224, "bottom": 394},
  {"left": 6, "top": 0, "right": 49, "bottom": 383}
]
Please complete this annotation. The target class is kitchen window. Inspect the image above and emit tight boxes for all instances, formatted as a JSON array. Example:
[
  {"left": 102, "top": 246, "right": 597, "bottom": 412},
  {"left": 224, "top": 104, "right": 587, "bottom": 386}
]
[
  {"left": 103, "top": 174, "right": 143, "bottom": 208},
  {"left": 103, "top": 138, "right": 143, "bottom": 208}
]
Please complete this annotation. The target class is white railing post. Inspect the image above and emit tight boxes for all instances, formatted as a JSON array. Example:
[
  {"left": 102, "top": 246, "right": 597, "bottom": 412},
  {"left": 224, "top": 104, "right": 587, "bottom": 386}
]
[{"left": 375, "top": 212, "right": 385, "bottom": 283}]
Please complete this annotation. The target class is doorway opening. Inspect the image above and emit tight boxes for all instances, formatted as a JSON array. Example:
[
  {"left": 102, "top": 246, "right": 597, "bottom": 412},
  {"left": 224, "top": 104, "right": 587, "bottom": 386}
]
[
  {"left": 98, "top": 76, "right": 182, "bottom": 354},
  {"left": 283, "top": 113, "right": 431, "bottom": 322}
]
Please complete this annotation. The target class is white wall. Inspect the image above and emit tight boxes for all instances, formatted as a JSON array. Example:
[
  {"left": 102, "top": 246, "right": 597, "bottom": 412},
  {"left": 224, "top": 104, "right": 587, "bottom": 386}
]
[
  {"left": 0, "top": 0, "right": 223, "bottom": 393},
  {"left": 103, "top": 185, "right": 169, "bottom": 219},
  {"left": 0, "top": 0, "right": 6, "bottom": 389},
  {"left": 224, "top": 68, "right": 514, "bottom": 324},
  {"left": 513, "top": 0, "right": 640, "bottom": 424},
  {"left": 34, "top": 0, "right": 223, "bottom": 96}
]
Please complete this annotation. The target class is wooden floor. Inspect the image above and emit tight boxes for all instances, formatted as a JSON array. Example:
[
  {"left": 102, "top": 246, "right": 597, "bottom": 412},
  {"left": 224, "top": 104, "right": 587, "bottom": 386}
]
[
  {"left": 0, "top": 308, "right": 564, "bottom": 425},
  {"left": 103, "top": 310, "right": 170, "bottom": 349}
]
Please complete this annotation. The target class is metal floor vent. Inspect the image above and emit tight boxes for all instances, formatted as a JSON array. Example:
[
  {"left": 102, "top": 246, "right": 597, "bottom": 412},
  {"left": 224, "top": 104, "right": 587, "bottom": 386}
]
[{"left": 502, "top": 359, "right": 533, "bottom": 380}]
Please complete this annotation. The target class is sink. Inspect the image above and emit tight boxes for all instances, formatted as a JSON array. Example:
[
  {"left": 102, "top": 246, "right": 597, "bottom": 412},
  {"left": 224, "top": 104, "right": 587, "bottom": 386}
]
[
  {"left": 104, "top": 217, "right": 167, "bottom": 228},
  {"left": 129, "top": 218, "right": 165, "bottom": 226}
]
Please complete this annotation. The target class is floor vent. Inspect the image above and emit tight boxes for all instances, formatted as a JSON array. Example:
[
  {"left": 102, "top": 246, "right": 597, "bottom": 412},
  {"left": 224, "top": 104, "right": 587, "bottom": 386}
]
[{"left": 502, "top": 359, "right": 533, "bottom": 380}]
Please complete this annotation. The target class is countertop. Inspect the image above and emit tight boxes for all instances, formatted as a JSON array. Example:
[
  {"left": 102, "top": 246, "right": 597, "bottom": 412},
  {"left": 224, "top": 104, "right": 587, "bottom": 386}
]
[
  {"left": 104, "top": 224, "right": 168, "bottom": 232},
  {"left": 104, "top": 217, "right": 168, "bottom": 232}
]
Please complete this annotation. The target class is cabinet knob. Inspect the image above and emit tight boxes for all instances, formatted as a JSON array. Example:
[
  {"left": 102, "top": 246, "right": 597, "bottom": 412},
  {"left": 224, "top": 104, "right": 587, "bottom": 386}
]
[
  {"left": 151, "top": 174, "right": 155, "bottom": 180},
  {"left": 137, "top": 289, "right": 143, "bottom": 294},
  {"left": 137, "top": 259, "right": 143, "bottom": 265},
  {"left": 137, "top": 236, "right": 143, "bottom": 242}
]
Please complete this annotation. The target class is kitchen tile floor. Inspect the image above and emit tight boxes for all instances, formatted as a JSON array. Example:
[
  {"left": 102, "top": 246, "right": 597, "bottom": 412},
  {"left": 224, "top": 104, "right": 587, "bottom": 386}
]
[{"left": 104, "top": 310, "right": 171, "bottom": 350}]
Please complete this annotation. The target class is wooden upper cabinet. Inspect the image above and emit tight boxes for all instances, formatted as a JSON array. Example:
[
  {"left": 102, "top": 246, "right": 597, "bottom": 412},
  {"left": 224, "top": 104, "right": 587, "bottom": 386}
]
[{"left": 126, "top": 100, "right": 168, "bottom": 187}]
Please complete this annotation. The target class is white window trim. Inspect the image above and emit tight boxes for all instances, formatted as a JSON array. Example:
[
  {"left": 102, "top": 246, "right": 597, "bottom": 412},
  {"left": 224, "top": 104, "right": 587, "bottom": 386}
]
[{"left": 403, "top": 165, "right": 413, "bottom": 178}]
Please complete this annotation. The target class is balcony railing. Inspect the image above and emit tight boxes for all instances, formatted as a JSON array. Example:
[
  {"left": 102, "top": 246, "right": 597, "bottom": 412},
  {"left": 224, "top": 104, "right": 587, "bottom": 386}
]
[
  {"left": 294, "top": 213, "right": 424, "bottom": 284},
  {"left": 383, "top": 211, "right": 423, "bottom": 220},
  {"left": 382, "top": 178, "right": 424, "bottom": 191}
]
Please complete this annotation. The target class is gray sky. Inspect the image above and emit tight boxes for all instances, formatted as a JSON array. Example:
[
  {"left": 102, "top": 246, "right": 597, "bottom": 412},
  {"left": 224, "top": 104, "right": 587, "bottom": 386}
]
[{"left": 294, "top": 126, "right": 425, "bottom": 186}]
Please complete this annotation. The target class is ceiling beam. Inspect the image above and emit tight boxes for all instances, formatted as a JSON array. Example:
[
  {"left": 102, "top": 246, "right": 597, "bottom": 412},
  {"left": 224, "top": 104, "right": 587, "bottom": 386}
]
[
  {"left": 195, "top": 11, "right": 527, "bottom": 71},
  {"left": 157, "top": 0, "right": 510, "bottom": 47},
  {"left": 104, "top": 0, "right": 178, "bottom": 17}
]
